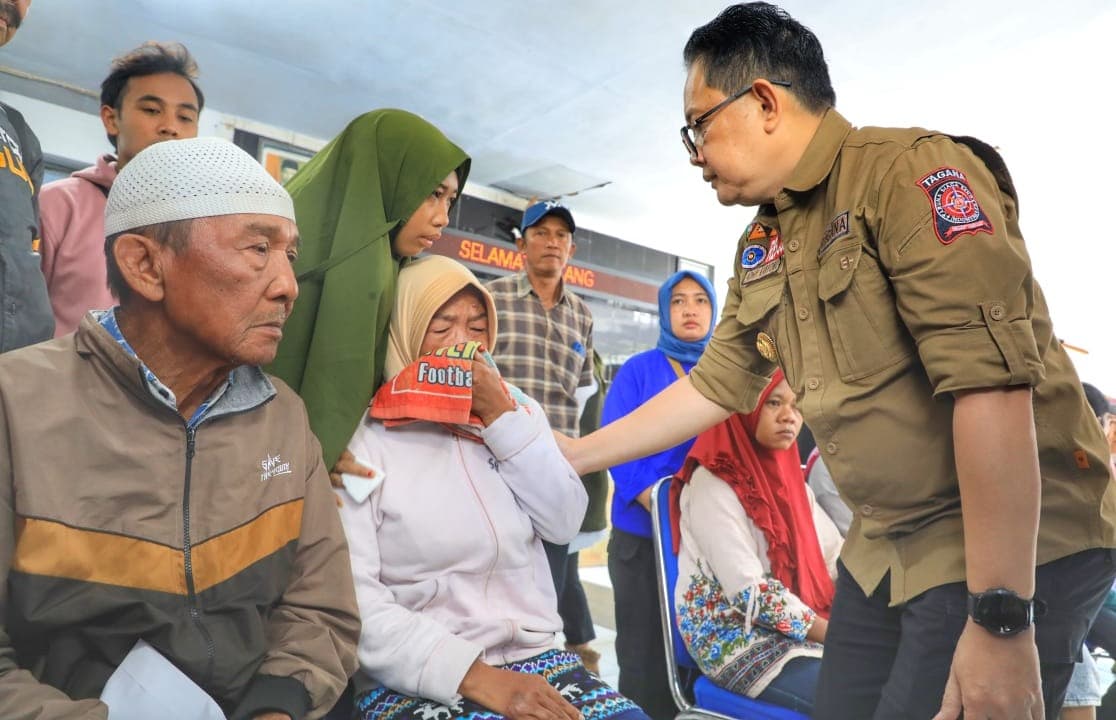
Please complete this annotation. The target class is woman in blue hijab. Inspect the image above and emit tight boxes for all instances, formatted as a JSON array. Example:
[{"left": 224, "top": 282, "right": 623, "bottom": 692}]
[{"left": 600, "top": 269, "right": 717, "bottom": 720}]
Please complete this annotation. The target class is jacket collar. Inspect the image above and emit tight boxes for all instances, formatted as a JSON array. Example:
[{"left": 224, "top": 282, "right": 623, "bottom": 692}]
[
  {"left": 781, "top": 108, "right": 853, "bottom": 195},
  {"left": 75, "top": 312, "right": 276, "bottom": 426}
]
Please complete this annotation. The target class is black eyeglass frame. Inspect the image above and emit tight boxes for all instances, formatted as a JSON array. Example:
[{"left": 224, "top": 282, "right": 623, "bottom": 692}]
[{"left": 680, "top": 79, "right": 792, "bottom": 158}]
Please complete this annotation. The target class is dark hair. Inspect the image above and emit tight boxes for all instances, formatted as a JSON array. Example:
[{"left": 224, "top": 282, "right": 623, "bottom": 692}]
[
  {"left": 683, "top": 3, "right": 836, "bottom": 114},
  {"left": 1083, "top": 382, "right": 1112, "bottom": 420},
  {"left": 105, "top": 219, "right": 194, "bottom": 302},
  {"left": 100, "top": 42, "right": 205, "bottom": 149}
]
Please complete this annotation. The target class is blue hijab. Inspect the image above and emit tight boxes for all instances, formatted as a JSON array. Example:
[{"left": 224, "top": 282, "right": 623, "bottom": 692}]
[{"left": 656, "top": 270, "right": 718, "bottom": 364}]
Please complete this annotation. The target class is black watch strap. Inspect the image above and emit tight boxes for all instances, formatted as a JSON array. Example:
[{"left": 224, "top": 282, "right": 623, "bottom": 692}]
[{"left": 967, "top": 587, "right": 1046, "bottom": 637}]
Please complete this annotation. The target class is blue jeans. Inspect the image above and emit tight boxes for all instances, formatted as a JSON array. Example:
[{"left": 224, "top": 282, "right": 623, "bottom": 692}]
[{"left": 757, "top": 656, "right": 821, "bottom": 714}]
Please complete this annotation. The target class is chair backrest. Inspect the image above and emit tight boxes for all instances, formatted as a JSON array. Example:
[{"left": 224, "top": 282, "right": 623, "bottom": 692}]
[
  {"left": 650, "top": 476, "right": 698, "bottom": 672},
  {"left": 651, "top": 477, "right": 810, "bottom": 720}
]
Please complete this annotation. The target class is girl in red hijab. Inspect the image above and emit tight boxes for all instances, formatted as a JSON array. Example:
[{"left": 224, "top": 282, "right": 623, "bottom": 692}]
[{"left": 670, "top": 370, "right": 842, "bottom": 715}]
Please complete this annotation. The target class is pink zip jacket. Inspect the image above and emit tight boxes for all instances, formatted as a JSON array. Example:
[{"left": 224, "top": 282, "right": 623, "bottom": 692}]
[{"left": 39, "top": 154, "right": 118, "bottom": 337}]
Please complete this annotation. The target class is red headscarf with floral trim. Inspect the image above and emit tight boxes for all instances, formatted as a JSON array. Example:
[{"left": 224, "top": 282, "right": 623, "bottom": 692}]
[{"left": 670, "top": 369, "right": 833, "bottom": 617}]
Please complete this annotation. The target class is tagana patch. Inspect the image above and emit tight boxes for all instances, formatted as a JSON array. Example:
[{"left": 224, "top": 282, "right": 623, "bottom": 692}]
[{"left": 917, "top": 167, "right": 994, "bottom": 245}]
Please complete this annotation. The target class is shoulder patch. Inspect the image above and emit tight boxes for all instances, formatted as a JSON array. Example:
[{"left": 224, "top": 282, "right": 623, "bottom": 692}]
[{"left": 917, "top": 167, "right": 994, "bottom": 245}]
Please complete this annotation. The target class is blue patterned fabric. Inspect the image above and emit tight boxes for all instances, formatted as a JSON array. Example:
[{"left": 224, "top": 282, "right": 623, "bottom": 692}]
[
  {"left": 355, "top": 650, "right": 649, "bottom": 720},
  {"left": 676, "top": 558, "right": 820, "bottom": 695}
]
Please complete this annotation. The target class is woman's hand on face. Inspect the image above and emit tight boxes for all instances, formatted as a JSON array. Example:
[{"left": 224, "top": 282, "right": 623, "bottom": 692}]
[
  {"left": 471, "top": 360, "right": 515, "bottom": 426},
  {"left": 329, "top": 448, "right": 374, "bottom": 488},
  {"left": 459, "top": 660, "right": 580, "bottom": 720}
]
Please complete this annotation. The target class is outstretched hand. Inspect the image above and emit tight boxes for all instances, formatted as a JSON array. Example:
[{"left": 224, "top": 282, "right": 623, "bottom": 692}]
[{"left": 552, "top": 431, "right": 585, "bottom": 475}]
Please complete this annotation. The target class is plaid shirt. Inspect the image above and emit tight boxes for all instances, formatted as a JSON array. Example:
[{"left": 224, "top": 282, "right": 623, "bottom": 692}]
[{"left": 486, "top": 272, "right": 594, "bottom": 436}]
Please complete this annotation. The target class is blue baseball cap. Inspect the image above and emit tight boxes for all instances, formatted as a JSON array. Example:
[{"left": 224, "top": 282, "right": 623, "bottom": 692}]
[{"left": 520, "top": 200, "right": 576, "bottom": 234}]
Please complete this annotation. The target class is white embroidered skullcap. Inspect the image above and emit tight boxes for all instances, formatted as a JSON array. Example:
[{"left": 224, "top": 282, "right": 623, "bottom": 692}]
[{"left": 104, "top": 137, "right": 296, "bottom": 236}]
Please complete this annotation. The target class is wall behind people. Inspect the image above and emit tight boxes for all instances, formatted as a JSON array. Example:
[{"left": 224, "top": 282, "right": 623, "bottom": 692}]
[{"left": 0, "top": 88, "right": 324, "bottom": 178}]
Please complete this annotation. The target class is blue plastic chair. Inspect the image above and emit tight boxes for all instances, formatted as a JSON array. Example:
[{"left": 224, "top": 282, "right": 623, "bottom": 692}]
[{"left": 650, "top": 477, "right": 809, "bottom": 720}]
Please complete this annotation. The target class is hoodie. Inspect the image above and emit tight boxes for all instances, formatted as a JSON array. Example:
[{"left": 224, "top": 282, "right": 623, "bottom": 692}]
[{"left": 39, "top": 154, "right": 118, "bottom": 337}]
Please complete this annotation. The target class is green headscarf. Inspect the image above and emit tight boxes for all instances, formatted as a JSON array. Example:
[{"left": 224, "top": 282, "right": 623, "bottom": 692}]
[{"left": 269, "top": 109, "right": 471, "bottom": 466}]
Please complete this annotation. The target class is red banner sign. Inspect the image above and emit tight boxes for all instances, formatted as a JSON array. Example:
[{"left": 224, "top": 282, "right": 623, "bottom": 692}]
[{"left": 431, "top": 233, "right": 658, "bottom": 305}]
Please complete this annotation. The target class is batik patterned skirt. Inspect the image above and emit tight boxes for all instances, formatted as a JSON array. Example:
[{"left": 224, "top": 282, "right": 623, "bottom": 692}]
[{"left": 355, "top": 649, "right": 649, "bottom": 720}]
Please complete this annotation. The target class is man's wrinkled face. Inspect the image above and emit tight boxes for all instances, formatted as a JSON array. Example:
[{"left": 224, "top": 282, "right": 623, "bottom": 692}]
[
  {"left": 0, "top": 0, "right": 30, "bottom": 47},
  {"left": 159, "top": 213, "right": 299, "bottom": 369}
]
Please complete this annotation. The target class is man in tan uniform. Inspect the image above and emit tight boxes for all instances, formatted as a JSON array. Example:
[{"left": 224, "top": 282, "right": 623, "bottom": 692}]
[{"left": 561, "top": 3, "right": 1116, "bottom": 719}]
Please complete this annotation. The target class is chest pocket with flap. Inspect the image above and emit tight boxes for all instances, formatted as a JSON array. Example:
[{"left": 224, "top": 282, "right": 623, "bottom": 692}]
[
  {"left": 817, "top": 239, "right": 914, "bottom": 382},
  {"left": 734, "top": 275, "right": 799, "bottom": 386}
]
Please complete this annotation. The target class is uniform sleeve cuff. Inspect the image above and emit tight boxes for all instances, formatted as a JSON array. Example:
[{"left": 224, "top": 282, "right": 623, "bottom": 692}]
[
  {"left": 918, "top": 314, "right": 1044, "bottom": 396},
  {"left": 228, "top": 674, "right": 310, "bottom": 720},
  {"left": 689, "top": 358, "right": 770, "bottom": 414}
]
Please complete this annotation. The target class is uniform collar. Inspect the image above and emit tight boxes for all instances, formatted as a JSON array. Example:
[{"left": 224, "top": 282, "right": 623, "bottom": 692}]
[{"left": 782, "top": 108, "right": 853, "bottom": 195}]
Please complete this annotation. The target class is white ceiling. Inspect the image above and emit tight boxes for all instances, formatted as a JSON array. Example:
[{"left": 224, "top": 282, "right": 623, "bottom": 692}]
[
  {"left": 5, "top": 0, "right": 1116, "bottom": 383},
  {"left": 3, "top": 0, "right": 757, "bottom": 262}
]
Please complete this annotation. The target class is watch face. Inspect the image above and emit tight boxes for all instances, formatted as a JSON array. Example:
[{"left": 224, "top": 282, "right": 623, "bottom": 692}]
[{"left": 972, "top": 590, "right": 1032, "bottom": 634}]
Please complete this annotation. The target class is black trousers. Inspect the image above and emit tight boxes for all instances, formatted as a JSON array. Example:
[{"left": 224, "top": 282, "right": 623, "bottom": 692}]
[
  {"left": 815, "top": 548, "right": 1116, "bottom": 720},
  {"left": 1088, "top": 604, "right": 1116, "bottom": 654},
  {"left": 542, "top": 541, "right": 595, "bottom": 645},
  {"left": 607, "top": 529, "right": 678, "bottom": 720}
]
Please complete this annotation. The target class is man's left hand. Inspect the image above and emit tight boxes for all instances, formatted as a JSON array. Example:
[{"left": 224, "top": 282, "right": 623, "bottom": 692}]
[{"left": 933, "top": 619, "right": 1043, "bottom": 720}]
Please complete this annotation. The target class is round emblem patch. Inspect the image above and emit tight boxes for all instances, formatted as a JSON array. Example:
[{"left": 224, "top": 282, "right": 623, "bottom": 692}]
[
  {"left": 933, "top": 181, "right": 981, "bottom": 224},
  {"left": 756, "top": 332, "right": 777, "bottom": 362},
  {"left": 741, "top": 244, "right": 766, "bottom": 269}
]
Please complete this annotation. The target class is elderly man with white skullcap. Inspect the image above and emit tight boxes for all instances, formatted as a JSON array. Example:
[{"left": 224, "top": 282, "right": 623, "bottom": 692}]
[{"left": 0, "top": 138, "right": 360, "bottom": 720}]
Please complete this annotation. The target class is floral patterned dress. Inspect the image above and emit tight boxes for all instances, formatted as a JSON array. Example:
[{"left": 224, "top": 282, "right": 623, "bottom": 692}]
[{"left": 674, "top": 466, "right": 842, "bottom": 697}]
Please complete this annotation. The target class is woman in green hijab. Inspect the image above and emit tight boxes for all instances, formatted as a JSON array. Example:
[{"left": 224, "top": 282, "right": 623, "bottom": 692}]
[{"left": 269, "top": 109, "right": 470, "bottom": 467}]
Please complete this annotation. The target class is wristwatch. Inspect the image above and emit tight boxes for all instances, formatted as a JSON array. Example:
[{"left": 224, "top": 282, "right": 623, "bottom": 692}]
[{"left": 967, "top": 588, "right": 1045, "bottom": 637}]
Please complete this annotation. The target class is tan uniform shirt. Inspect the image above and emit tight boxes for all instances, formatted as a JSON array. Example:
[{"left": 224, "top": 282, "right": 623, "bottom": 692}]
[{"left": 690, "top": 108, "right": 1116, "bottom": 604}]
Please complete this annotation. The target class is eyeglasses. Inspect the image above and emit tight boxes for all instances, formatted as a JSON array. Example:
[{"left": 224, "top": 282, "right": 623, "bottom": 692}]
[{"left": 680, "top": 80, "right": 792, "bottom": 159}]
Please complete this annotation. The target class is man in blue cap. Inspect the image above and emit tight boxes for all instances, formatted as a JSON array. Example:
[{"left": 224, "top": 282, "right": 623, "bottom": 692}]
[{"left": 485, "top": 200, "right": 600, "bottom": 671}]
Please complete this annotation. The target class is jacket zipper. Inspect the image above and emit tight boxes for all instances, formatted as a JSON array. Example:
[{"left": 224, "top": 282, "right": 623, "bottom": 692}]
[
  {"left": 457, "top": 439, "right": 500, "bottom": 597},
  {"left": 183, "top": 426, "right": 217, "bottom": 684}
]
